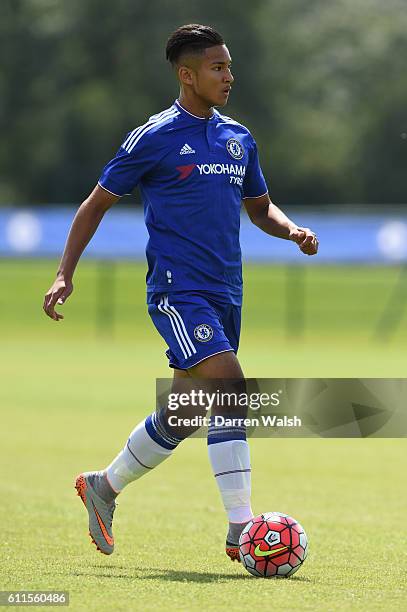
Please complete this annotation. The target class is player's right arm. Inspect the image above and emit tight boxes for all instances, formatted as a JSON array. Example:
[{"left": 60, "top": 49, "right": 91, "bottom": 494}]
[
  {"left": 43, "top": 112, "right": 164, "bottom": 321},
  {"left": 43, "top": 184, "right": 119, "bottom": 321}
]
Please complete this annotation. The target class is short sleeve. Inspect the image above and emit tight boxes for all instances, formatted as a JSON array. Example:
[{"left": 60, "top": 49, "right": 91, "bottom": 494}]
[
  {"left": 242, "top": 138, "right": 268, "bottom": 199},
  {"left": 98, "top": 130, "right": 158, "bottom": 197}
]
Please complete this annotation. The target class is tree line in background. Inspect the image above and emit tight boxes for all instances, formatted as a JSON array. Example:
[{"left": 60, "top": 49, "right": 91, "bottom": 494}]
[{"left": 1, "top": 0, "right": 406, "bottom": 206}]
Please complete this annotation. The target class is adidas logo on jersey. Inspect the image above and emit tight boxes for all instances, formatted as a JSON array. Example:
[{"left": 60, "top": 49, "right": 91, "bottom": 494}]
[{"left": 179, "top": 143, "right": 195, "bottom": 155}]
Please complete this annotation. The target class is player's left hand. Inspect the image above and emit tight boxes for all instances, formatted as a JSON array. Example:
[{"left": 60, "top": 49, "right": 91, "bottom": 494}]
[{"left": 289, "top": 226, "right": 319, "bottom": 255}]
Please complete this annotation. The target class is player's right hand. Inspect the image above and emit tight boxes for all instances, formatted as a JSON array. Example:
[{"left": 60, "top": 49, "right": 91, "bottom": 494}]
[{"left": 43, "top": 276, "right": 73, "bottom": 321}]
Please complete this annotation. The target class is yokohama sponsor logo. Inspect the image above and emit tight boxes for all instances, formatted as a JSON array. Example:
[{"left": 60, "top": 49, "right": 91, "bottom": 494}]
[{"left": 197, "top": 163, "right": 246, "bottom": 176}]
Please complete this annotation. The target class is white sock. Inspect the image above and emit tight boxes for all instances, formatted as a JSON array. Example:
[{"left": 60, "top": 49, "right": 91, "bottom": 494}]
[
  {"left": 208, "top": 439, "right": 254, "bottom": 523},
  {"left": 106, "top": 412, "right": 181, "bottom": 492}
]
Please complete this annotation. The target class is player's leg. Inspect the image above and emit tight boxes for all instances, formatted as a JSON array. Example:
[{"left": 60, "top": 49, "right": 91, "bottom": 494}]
[
  {"left": 150, "top": 293, "right": 251, "bottom": 561},
  {"left": 74, "top": 291, "right": 213, "bottom": 555},
  {"left": 75, "top": 368, "right": 188, "bottom": 554},
  {"left": 188, "top": 351, "right": 254, "bottom": 562}
]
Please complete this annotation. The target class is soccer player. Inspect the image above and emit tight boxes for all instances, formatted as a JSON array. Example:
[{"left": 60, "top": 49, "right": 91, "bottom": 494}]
[{"left": 43, "top": 24, "right": 318, "bottom": 561}]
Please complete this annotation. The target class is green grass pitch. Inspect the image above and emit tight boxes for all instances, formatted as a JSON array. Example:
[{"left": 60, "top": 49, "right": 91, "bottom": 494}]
[{"left": 0, "top": 260, "right": 406, "bottom": 610}]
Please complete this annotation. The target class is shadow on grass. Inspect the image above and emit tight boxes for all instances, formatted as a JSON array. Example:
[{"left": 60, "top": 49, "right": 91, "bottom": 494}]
[{"left": 69, "top": 565, "right": 312, "bottom": 584}]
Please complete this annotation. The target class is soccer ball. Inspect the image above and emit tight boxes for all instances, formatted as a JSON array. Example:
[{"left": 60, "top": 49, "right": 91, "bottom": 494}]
[{"left": 239, "top": 512, "right": 308, "bottom": 578}]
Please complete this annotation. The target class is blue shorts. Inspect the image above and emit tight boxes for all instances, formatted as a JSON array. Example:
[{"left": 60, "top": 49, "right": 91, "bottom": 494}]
[{"left": 148, "top": 292, "right": 241, "bottom": 370}]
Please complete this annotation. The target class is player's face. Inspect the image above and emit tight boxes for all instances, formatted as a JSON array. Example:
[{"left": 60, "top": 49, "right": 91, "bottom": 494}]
[{"left": 192, "top": 45, "right": 234, "bottom": 107}]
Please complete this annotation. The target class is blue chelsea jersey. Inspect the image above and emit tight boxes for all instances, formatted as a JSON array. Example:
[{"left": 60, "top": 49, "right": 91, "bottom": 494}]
[{"left": 98, "top": 100, "right": 268, "bottom": 304}]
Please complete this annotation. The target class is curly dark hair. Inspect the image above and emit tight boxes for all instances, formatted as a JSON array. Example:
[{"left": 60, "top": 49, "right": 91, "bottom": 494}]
[{"left": 166, "top": 24, "right": 225, "bottom": 66}]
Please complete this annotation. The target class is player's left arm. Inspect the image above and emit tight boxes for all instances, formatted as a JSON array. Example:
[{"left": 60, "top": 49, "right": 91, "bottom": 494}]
[{"left": 244, "top": 194, "right": 318, "bottom": 256}]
